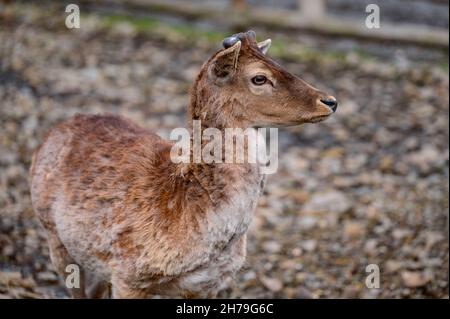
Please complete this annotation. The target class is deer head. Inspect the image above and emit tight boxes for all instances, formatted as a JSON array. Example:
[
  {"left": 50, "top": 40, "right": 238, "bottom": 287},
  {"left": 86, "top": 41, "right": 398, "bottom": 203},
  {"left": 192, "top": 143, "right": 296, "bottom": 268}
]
[{"left": 189, "top": 30, "right": 337, "bottom": 130}]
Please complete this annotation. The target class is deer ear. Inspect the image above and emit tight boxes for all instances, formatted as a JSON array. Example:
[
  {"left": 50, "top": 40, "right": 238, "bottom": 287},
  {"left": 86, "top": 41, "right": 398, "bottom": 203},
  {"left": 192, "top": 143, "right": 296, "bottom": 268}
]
[
  {"left": 209, "top": 41, "right": 241, "bottom": 85},
  {"left": 257, "top": 39, "right": 271, "bottom": 55}
]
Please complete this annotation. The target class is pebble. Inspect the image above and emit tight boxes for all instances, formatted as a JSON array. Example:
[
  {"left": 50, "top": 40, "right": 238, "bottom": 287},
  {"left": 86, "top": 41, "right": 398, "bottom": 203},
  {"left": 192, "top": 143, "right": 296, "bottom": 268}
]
[
  {"left": 302, "top": 190, "right": 352, "bottom": 215},
  {"left": 344, "top": 221, "right": 366, "bottom": 238},
  {"left": 262, "top": 241, "right": 282, "bottom": 254},
  {"left": 401, "top": 271, "right": 432, "bottom": 288},
  {"left": 297, "top": 216, "right": 318, "bottom": 230},
  {"left": 385, "top": 260, "right": 403, "bottom": 273},
  {"left": 260, "top": 276, "right": 283, "bottom": 293},
  {"left": 301, "top": 240, "right": 317, "bottom": 252},
  {"left": 36, "top": 271, "right": 59, "bottom": 284}
]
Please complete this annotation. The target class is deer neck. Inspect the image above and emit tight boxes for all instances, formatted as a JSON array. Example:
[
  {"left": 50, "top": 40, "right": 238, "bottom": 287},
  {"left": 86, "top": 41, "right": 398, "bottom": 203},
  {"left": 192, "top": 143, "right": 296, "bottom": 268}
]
[{"left": 175, "top": 83, "right": 266, "bottom": 242}]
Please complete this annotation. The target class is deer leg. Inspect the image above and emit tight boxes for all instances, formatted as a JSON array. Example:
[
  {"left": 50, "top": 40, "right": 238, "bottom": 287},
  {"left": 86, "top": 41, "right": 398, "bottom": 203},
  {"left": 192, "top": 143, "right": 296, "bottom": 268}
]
[{"left": 46, "top": 234, "right": 87, "bottom": 298}]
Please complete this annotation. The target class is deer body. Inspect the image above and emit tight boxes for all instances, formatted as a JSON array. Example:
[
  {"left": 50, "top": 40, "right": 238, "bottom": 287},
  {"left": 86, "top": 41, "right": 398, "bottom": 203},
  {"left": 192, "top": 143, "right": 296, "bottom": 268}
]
[{"left": 30, "top": 31, "right": 336, "bottom": 298}]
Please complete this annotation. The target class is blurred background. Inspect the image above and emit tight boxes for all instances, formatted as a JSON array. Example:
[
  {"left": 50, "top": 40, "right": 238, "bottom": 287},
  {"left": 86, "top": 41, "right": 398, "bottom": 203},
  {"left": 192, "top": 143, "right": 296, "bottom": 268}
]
[{"left": 0, "top": 0, "right": 448, "bottom": 298}]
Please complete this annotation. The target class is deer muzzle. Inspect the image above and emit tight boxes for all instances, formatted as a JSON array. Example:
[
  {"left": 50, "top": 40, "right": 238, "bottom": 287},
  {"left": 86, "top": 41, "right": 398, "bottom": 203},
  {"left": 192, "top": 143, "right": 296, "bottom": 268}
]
[{"left": 319, "top": 96, "right": 338, "bottom": 113}]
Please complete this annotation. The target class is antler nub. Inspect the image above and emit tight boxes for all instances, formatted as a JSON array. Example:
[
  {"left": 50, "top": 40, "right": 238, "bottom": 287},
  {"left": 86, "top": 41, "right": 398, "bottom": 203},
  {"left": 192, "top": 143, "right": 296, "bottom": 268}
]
[
  {"left": 223, "top": 30, "right": 258, "bottom": 48},
  {"left": 223, "top": 35, "right": 240, "bottom": 49}
]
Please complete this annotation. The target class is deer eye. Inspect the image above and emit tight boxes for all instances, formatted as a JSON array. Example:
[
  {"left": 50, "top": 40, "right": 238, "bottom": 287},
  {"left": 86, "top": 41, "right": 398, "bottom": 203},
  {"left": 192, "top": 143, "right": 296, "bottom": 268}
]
[{"left": 251, "top": 75, "right": 267, "bottom": 86}]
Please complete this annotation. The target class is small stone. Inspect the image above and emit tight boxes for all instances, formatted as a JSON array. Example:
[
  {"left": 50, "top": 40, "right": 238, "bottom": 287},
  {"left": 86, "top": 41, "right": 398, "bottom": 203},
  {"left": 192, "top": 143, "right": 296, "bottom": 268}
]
[
  {"left": 379, "top": 155, "right": 394, "bottom": 172},
  {"left": 0, "top": 271, "right": 22, "bottom": 286},
  {"left": 280, "top": 259, "right": 296, "bottom": 269},
  {"left": 425, "top": 231, "right": 444, "bottom": 250},
  {"left": 364, "top": 239, "right": 378, "bottom": 256},
  {"left": 2, "top": 244, "right": 14, "bottom": 257},
  {"left": 401, "top": 271, "right": 432, "bottom": 288},
  {"left": 262, "top": 241, "right": 282, "bottom": 254},
  {"left": 36, "top": 271, "right": 59, "bottom": 283},
  {"left": 295, "top": 286, "right": 313, "bottom": 299},
  {"left": 337, "top": 99, "right": 360, "bottom": 116},
  {"left": 392, "top": 228, "right": 412, "bottom": 240},
  {"left": 289, "top": 190, "right": 310, "bottom": 204},
  {"left": 291, "top": 247, "right": 302, "bottom": 257},
  {"left": 302, "top": 190, "right": 351, "bottom": 214},
  {"left": 385, "top": 260, "right": 403, "bottom": 273},
  {"left": 295, "top": 272, "right": 307, "bottom": 283},
  {"left": 343, "top": 285, "right": 361, "bottom": 298},
  {"left": 242, "top": 271, "right": 257, "bottom": 282},
  {"left": 301, "top": 239, "right": 317, "bottom": 252},
  {"left": 260, "top": 276, "right": 283, "bottom": 293},
  {"left": 297, "top": 216, "right": 317, "bottom": 230},
  {"left": 406, "top": 146, "right": 443, "bottom": 174},
  {"left": 344, "top": 221, "right": 366, "bottom": 238}
]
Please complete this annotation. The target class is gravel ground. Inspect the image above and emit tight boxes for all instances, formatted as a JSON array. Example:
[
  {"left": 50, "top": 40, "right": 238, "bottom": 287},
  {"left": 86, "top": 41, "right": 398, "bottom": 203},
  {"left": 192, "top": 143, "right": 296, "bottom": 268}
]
[{"left": 0, "top": 4, "right": 448, "bottom": 298}]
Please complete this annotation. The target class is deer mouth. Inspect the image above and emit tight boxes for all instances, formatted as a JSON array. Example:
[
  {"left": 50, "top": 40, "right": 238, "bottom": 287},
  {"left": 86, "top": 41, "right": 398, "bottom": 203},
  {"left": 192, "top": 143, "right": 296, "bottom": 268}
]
[{"left": 308, "top": 114, "right": 332, "bottom": 123}]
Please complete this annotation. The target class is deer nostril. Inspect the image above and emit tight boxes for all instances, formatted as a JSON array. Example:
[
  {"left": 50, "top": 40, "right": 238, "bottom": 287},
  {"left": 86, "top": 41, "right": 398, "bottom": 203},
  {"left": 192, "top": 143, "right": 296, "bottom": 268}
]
[{"left": 320, "top": 97, "right": 338, "bottom": 112}]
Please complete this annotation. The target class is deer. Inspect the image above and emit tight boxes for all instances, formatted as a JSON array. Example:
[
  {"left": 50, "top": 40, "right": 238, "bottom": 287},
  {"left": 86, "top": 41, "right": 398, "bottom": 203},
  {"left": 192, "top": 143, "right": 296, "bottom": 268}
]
[{"left": 29, "top": 31, "right": 337, "bottom": 298}]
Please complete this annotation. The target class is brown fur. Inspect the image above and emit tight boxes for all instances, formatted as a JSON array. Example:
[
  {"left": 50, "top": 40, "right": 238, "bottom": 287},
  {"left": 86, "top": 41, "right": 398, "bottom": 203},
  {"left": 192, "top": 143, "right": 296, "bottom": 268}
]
[{"left": 30, "top": 32, "right": 336, "bottom": 298}]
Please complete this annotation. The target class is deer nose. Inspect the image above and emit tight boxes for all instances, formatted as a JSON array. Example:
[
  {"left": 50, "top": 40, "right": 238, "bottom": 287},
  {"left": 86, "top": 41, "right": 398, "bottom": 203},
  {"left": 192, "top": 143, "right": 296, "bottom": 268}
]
[{"left": 320, "top": 96, "right": 338, "bottom": 112}]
